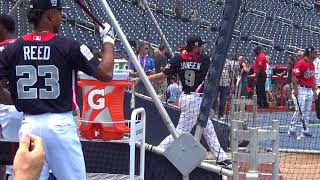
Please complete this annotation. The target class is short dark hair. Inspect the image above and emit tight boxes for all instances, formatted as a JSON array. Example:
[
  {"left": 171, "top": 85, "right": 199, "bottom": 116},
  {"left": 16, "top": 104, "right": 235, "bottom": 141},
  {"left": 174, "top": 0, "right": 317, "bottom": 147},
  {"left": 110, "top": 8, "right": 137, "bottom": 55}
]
[
  {"left": 27, "top": 9, "right": 46, "bottom": 27},
  {"left": 288, "top": 55, "right": 295, "bottom": 62},
  {"left": 0, "top": 14, "right": 15, "bottom": 33},
  {"left": 158, "top": 44, "right": 166, "bottom": 51},
  {"left": 254, "top": 46, "right": 262, "bottom": 55}
]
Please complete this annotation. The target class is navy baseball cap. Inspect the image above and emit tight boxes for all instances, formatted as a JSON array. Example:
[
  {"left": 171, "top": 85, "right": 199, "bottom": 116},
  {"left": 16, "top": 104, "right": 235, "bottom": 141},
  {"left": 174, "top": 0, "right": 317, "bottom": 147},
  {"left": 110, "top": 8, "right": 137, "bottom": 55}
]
[
  {"left": 305, "top": 46, "right": 317, "bottom": 53},
  {"left": 186, "top": 36, "right": 205, "bottom": 48},
  {"left": 29, "top": 0, "right": 65, "bottom": 10}
]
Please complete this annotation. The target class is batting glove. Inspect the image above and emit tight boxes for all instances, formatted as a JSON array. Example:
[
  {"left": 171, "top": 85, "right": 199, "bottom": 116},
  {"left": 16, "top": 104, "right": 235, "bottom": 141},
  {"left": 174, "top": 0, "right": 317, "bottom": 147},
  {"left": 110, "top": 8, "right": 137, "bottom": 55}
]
[{"left": 100, "top": 22, "right": 116, "bottom": 45}]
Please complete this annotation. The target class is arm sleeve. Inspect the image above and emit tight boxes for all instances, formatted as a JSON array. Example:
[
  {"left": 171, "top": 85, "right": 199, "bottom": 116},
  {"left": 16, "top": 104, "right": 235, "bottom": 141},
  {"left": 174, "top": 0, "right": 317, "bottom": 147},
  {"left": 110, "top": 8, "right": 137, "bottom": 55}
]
[
  {"left": 129, "top": 60, "right": 136, "bottom": 71},
  {"left": 162, "top": 55, "right": 181, "bottom": 76},
  {"left": 69, "top": 42, "right": 101, "bottom": 76},
  {"left": 254, "top": 60, "right": 259, "bottom": 74},
  {"left": 261, "top": 56, "right": 267, "bottom": 71},
  {"left": 292, "top": 62, "right": 301, "bottom": 77},
  {"left": 150, "top": 58, "right": 155, "bottom": 71},
  {"left": 0, "top": 49, "right": 9, "bottom": 80},
  {"left": 202, "top": 55, "right": 211, "bottom": 76}
]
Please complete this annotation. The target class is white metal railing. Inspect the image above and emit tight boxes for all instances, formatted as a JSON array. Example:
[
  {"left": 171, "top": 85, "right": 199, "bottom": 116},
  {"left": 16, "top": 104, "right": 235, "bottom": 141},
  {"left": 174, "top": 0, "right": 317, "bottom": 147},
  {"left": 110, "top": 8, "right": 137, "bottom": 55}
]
[
  {"left": 231, "top": 120, "right": 280, "bottom": 180},
  {"left": 77, "top": 108, "right": 146, "bottom": 180},
  {"left": 129, "top": 108, "right": 146, "bottom": 180}
]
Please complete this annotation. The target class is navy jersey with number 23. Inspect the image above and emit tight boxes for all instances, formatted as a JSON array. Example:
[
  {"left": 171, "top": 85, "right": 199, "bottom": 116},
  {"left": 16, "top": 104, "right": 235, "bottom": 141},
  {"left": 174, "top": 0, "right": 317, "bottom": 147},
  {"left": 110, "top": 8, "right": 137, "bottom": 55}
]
[{"left": 0, "top": 32, "right": 101, "bottom": 114}]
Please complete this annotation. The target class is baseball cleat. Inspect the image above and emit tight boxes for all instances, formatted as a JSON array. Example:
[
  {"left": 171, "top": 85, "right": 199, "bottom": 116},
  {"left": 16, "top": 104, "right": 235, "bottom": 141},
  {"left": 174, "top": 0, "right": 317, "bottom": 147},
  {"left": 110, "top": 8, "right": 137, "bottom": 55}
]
[
  {"left": 287, "top": 129, "right": 297, "bottom": 137},
  {"left": 217, "top": 159, "right": 232, "bottom": 170},
  {"left": 296, "top": 135, "right": 302, "bottom": 140},
  {"left": 301, "top": 131, "right": 313, "bottom": 137}
]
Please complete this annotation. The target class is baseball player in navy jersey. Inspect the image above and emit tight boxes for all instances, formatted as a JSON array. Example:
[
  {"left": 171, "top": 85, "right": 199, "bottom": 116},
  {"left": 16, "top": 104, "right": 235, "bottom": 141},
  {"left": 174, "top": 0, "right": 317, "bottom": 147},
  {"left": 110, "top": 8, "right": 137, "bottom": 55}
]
[
  {"left": 0, "top": 14, "right": 23, "bottom": 180},
  {"left": 142, "top": 36, "right": 231, "bottom": 168},
  {"left": 0, "top": 0, "right": 116, "bottom": 179},
  {"left": 288, "top": 46, "right": 318, "bottom": 139}
]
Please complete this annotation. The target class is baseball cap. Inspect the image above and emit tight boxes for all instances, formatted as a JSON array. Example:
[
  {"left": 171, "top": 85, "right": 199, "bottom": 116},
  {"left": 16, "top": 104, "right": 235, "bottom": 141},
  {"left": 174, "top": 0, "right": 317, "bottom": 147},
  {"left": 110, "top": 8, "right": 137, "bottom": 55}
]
[
  {"left": 29, "top": 0, "right": 65, "bottom": 10},
  {"left": 305, "top": 46, "right": 317, "bottom": 54},
  {"left": 186, "top": 36, "right": 205, "bottom": 48}
]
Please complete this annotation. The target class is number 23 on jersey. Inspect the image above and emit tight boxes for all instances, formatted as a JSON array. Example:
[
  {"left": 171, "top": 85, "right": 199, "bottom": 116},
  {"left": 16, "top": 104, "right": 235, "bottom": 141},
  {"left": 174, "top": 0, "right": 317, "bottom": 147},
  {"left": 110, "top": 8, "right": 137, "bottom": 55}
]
[{"left": 16, "top": 65, "right": 60, "bottom": 99}]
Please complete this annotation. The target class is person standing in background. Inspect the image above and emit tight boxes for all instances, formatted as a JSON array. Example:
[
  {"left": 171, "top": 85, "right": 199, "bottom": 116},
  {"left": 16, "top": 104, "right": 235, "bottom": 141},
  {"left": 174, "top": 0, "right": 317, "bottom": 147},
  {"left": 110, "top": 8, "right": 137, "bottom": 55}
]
[
  {"left": 0, "top": 14, "right": 23, "bottom": 180},
  {"left": 130, "top": 42, "right": 156, "bottom": 96},
  {"left": 254, "top": 46, "right": 268, "bottom": 108},
  {"left": 166, "top": 76, "right": 180, "bottom": 105},
  {"left": 154, "top": 44, "right": 168, "bottom": 73},
  {"left": 313, "top": 55, "right": 320, "bottom": 120},
  {"left": 288, "top": 46, "right": 318, "bottom": 138},
  {"left": 154, "top": 44, "right": 169, "bottom": 97},
  {"left": 278, "top": 55, "right": 296, "bottom": 110},
  {"left": 237, "top": 54, "right": 249, "bottom": 97},
  {"left": 212, "top": 59, "right": 233, "bottom": 120},
  {"left": 173, "top": 0, "right": 182, "bottom": 19},
  {"left": 265, "top": 55, "right": 275, "bottom": 104}
]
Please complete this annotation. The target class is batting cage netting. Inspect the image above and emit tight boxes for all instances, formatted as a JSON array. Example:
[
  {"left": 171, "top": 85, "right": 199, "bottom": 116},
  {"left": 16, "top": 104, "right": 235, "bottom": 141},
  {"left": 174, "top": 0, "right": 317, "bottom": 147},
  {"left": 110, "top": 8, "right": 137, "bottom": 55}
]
[{"left": 2, "top": 0, "right": 320, "bottom": 179}]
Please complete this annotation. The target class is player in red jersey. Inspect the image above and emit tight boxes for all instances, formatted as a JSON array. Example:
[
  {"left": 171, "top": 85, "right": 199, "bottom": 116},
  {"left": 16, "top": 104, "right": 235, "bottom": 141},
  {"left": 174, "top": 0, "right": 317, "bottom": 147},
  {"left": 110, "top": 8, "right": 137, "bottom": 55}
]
[
  {"left": 288, "top": 46, "right": 318, "bottom": 139},
  {"left": 254, "top": 46, "right": 269, "bottom": 108}
]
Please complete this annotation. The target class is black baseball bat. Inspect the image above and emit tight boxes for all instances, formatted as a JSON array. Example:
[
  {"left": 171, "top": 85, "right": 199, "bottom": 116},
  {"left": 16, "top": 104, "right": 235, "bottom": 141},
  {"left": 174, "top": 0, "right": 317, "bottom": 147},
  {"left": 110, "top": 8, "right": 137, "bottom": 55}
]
[{"left": 74, "top": 0, "right": 105, "bottom": 29}]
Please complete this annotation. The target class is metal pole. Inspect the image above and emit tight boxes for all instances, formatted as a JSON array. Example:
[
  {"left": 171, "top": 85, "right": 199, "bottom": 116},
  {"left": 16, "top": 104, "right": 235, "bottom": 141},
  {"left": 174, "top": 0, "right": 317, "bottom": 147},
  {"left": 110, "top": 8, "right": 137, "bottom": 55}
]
[
  {"left": 194, "top": 0, "right": 242, "bottom": 142},
  {"left": 252, "top": 95, "right": 257, "bottom": 127},
  {"left": 246, "top": 128, "right": 259, "bottom": 180},
  {"left": 141, "top": 0, "right": 175, "bottom": 58},
  {"left": 182, "top": 175, "right": 189, "bottom": 180},
  {"left": 141, "top": 143, "right": 234, "bottom": 177},
  {"left": 231, "top": 120, "right": 240, "bottom": 180},
  {"left": 8, "top": 0, "right": 24, "bottom": 15},
  {"left": 98, "top": 0, "right": 179, "bottom": 139},
  {"left": 272, "top": 120, "right": 280, "bottom": 180}
]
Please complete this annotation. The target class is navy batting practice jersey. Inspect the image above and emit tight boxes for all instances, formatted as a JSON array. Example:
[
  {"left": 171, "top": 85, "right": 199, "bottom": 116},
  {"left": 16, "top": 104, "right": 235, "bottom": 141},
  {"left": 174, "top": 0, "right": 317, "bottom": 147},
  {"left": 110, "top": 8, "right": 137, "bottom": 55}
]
[
  {"left": 0, "top": 39, "right": 16, "bottom": 52},
  {"left": 0, "top": 32, "right": 101, "bottom": 114},
  {"left": 163, "top": 53, "right": 210, "bottom": 93}
]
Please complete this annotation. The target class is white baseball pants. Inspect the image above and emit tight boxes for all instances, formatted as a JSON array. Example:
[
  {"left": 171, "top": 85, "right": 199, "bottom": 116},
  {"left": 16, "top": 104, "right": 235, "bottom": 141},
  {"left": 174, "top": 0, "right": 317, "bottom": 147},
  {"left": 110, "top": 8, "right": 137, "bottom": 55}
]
[
  {"left": 0, "top": 105, "right": 23, "bottom": 140},
  {"left": 158, "top": 93, "right": 228, "bottom": 162},
  {"left": 290, "top": 87, "right": 313, "bottom": 132},
  {"left": 19, "top": 111, "right": 86, "bottom": 180},
  {"left": 0, "top": 105, "right": 23, "bottom": 177}
]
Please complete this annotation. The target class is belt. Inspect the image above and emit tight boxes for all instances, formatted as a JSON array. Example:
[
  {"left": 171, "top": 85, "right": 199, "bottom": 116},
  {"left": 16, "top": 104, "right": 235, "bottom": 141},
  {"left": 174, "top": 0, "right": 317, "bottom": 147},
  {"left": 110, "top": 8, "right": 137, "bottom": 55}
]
[
  {"left": 183, "top": 92, "right": 203, "bottom": 97},
  {"left": 300, "top": 85, "right": 312, "bottom": 88}
]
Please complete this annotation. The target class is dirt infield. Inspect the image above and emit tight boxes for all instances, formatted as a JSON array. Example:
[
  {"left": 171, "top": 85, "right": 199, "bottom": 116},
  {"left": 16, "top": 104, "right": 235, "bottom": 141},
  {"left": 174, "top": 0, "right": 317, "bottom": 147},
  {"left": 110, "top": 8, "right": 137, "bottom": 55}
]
[
  {"left": 280, "top": 153, "right": 320, "bottom": 180},
  {"left": 227, "top": 153, "right": 320, "bottom": 179}
]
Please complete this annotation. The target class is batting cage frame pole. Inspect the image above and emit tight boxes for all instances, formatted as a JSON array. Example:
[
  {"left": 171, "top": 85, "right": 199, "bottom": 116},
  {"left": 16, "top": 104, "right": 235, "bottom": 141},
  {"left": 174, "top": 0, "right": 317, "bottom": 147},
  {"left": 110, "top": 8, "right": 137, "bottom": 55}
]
[
  {"left": 141, "top": 0, "right": 175, "bottom": 58},
  {"left": 98, "top": 0, "right": 179, "bottom": 139},
  {"left": 194, "top": 0, "right": 242, "bottom": 140},
  {"left": 98, "top": 0, "right": 235, "bottom": 177},
  {"left": 140, "top": 142, "right": 234, "bottom": 177},
  {"left": 8, "top": 0, "right": 24, "bottom": 15}
]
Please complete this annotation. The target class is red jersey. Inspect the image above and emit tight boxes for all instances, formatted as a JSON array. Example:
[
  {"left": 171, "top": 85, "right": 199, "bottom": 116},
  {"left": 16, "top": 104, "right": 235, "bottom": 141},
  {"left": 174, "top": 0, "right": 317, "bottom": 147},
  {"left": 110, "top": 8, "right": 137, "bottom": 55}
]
[
  {"left": 292, "top": 58, "right": 315, "bottom": 88},
  {"left": 254, "top": 52, "right": 267, "bottom": 73}
]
